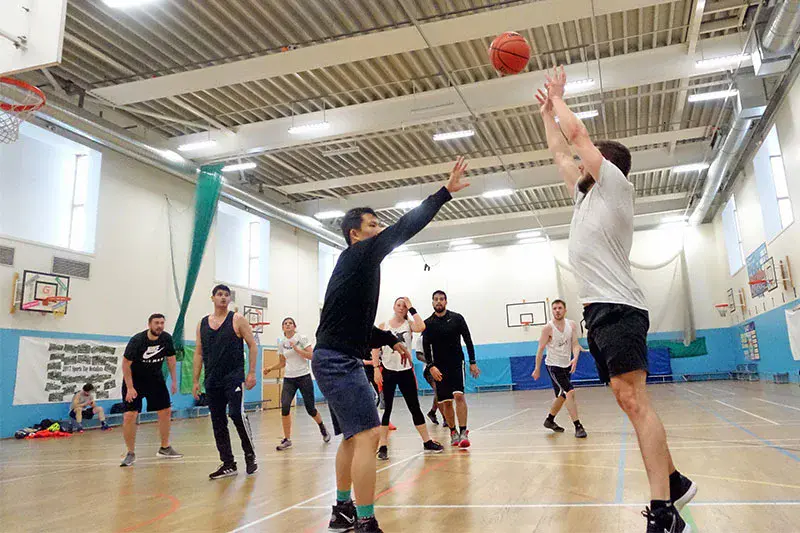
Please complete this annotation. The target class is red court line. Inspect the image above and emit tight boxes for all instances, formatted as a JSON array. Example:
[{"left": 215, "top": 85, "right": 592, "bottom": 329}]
[{"left": 116, "top": 493, "right": 181, "bottom": 533}]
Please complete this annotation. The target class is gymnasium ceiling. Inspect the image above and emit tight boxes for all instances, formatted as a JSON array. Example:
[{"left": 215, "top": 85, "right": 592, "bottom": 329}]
[{"left": 23, "top": 0, "right": 770, "bottom": 246}]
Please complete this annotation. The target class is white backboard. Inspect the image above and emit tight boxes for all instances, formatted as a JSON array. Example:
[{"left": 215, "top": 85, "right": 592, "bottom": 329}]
[
  {"left": 0, "top": 0, "right": 67, "bottom": 76},
  {"left": 506, "top": 301, "right": 547, "bottom": 327}
]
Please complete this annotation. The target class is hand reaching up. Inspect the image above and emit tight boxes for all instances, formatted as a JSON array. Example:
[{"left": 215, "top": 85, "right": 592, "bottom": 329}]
[
  {"left": 544, "top": 65, "right": 567, "bottom": 99},
  {"left": 445, "top": 156, "right": 470, "bottom": 194},
  {"left": 535, "top": 88, "right": 553, "bottom": 116}
]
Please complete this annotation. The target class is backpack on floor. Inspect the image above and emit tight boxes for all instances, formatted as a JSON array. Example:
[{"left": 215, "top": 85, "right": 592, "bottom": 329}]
[{"left": 110, "top": 402, "right": 125, "bottom": 414}]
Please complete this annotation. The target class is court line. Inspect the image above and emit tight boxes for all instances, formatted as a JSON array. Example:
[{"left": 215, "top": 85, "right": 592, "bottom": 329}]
[
  {"left": 684, "top": 389, "right": 705, "bottom": 398},
  {"left": 756, "top": 398, "right": 800, "bottom": 412},
  {"left": 116, "top": 493, "right": 181, "bottom": 533},
  {"left": 471, "top": 407, "right": 533, "bottom": 431},
  {"left": 0, "top": 464, "right": 89, "bottom": 483},
  {"left": 296, "top": 500, "right": 800, "bottom": 510},
  {"left": 707, "top": 387, "right": 736, "bottom": 396},
  {"left": 714, "top": 400, "right": 780, "bottom": 425}
]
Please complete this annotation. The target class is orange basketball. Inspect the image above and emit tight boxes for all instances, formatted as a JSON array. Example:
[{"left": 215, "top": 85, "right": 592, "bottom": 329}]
[{"left": 489, "top": 31, "right": 530, "bottom": 75}]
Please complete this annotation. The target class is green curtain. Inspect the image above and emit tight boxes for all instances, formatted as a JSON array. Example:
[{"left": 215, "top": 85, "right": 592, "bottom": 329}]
[
  {"left": 648, "top": 337, "right": 708, "bottom": 358},
  {"left": 173, "top": 163, "right": 224, "bottom": 360},
  {"left": 179, "top": 346, "right": 205, "bottom": 395}
]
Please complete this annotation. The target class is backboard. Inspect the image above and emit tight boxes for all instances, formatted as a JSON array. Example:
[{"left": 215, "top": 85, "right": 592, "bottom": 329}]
[
  {"left": 1, "top": 0, "right": 67, "bottom": 76},
  {"left": 243, "top": 305, "right": 265, "bottom": 333},
  {"left": 20, "top": 269, "right": 70, "bottom": 314},
  {"left": 506, "top": 300, "right": 547, "bottom": 328}
]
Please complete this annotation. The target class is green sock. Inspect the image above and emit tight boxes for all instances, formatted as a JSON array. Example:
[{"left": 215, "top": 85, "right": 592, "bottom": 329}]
[
  {"left": 336, "top": 489, "right": 351, "bottom": 503},
  {"left": 356, "top": 504, "right": 374, "bottom": 519}
]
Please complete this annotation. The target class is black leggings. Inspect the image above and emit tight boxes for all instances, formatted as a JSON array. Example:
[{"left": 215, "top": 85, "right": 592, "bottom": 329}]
[
  {"left": 381, "top": 368, "right": 425, "bottom": 427},
  {"left": 281, "top": 374, "right": 318, "bottom": 417}
]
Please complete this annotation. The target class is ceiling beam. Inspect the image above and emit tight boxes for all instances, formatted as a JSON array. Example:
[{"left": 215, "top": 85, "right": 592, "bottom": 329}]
[{"left": 89, "top": 0, "right": 676, "bottom": 106}]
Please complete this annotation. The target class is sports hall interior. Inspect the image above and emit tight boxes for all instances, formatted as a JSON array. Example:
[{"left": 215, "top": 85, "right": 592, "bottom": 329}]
[{"left": 2, "top": 1, "right": 800, "bottom": 532}]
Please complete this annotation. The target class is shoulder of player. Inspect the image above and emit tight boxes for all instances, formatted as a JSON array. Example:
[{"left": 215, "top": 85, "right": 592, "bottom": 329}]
[{"left": 542, "top": 322, "right": 553, "bottom": 334}]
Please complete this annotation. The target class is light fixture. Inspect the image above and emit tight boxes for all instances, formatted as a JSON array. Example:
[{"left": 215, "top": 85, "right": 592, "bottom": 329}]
[
  {"left": 102, "top": 0, "right": 160, "bottom": 7},
  {"left": 695, "top": 54, "right": 750, "bottom": 69},
  {"left": 433, "top": 129, "right": 475, "bottom": 141},
  {"left": 482, "top": 188, "right": 515, "bottom": 198},
  {"left": 155, "top": 149, "right": 184, "bottom": 163},
  {"left": 661, "top": 214, "right": 689, "bottom": 224},
  {"left": 672, "top": 162, "right": 710, "bottom": 172},
  {"left": 288, "top": 121, "right": 330, "bottom": 135},
  {"left": 313, "top": 210, "right": 345, "bottom": 220},
  {"left": 177, "top": 139, "right": 217, "bottom": 152},
  {"left": 450, "top": 238, "right": 474, "bottom": 247},
  {"left": 320, "top": 145, "right": 360, "bottom": 157},
  {"left": 451, "top": 244, "right": 481, "bottom": 252},
  {"left": 221, "top": 162, "right": 257, "bottom": 172},
  {"left": 395, "top": 200, "right": 422, "bottom": 210},
  {"left": 302, "top": 216, "right": 323, "bottom": 227},
  {"left": 556, "top": 109, "right": 598, "bottom": 122},
  {"left": 516, "top": 230, "right": 542, "bottom": 239},
  {"left": 565, "top": 79, "right": 595, "bottom": 93},
  {"left": 518, "top": 237, "right": 546, "bottom": 245},
  {"left": 688, "top": 89, "right": 738, "bottom": 103}
]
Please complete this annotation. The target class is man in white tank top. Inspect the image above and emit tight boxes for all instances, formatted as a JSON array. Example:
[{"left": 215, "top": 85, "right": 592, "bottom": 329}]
[{"left": 532, "top": 299, "right": 586, "bottom": 438}]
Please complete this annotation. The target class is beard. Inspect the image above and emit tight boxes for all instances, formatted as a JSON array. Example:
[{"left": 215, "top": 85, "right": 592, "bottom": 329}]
[{"left": 577, "top": 175, "right": 595, "bottom": 194}]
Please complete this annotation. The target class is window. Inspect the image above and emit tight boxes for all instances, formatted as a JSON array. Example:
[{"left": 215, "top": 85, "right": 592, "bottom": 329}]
[
  {"left": 770, "top": 155, "right": 793, "bottom": 229},
  {"left": 754, "top": 125, "right": 793, "bottom": 240},
  {"left": 215, "top": 202, "right": 270, "bottom": 291},
  {"left": 0, "top": 122, "right": 101, "bottom": 253},
  {"left": 722, "top": 195, "right": 745, "bottom": 275},
  {"left": 318, "top": 242, "right": 341, "bottom": 306}
]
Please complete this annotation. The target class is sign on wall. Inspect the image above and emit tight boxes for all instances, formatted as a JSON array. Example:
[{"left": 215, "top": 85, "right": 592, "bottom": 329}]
[
  {"left": 13, "top": 337, "right": 127, "bottom": 405},
  {"left": 741, "top": 322, "right": 760, "bottom": 361}
]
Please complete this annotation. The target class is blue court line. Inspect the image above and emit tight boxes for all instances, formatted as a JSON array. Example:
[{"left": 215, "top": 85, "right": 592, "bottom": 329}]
[
  {"left": 693, "top": 402, "right": 800, "bottom": 463},
  {"left": 615, "top": 417, "right": 628, "bottom": 503}
]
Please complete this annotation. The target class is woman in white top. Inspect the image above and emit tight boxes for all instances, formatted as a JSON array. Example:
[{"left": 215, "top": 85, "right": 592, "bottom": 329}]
[
  {"left": 372, "top": 297, "right": 444, "bottom": 459},
  {"left": 264, "top": 317, "right": 331, "bottom": 450}
]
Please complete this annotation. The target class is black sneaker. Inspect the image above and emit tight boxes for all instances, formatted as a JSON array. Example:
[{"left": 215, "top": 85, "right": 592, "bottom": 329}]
[
  {"left": 328, "top": 500, "right": 356, "bottom": 532},
  {"left": 245, "top": 455, "right": 258, "bottom": 475},
  {"left": 209, "top": 463, "right": 237, "bottom": 480},
  {"left": 544, "top": 418, "right": 565, "bottom": 433},
  {"left": 355, "top": 516, "right": 383, "bottom": 533},
  {"left": 427, "top": 410, "right": 439, "bottom": 425},
  {"left": 643, "top": 506, "right": 690, "bottom": 533},
  {"left": 321, "top": 424, "right": 332, "bottom": 443},
  {"left": 423, "top": 439, "right": 444, "bottom": 454},
  {"left": 376, "top": 445, "right": 389, "bottom": 461},
  {"left": 442, "top": 420, "right": 449, "bottom": 428},
  {"left": 671, "top": 473, "right": 697, "bottom": 511},
  {"left": 575, "top": 424, "right": 588, "bottom": 439}
]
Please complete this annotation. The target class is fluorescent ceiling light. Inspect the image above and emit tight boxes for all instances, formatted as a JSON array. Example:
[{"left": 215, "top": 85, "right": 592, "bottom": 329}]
[
  {"left": 320, "top": 145, "right": 359, "bottom": 157},
  {"left": 688, "top": 89, "right": 738, "bottom": 103},
  {"left": 574, "top": 109, "right": 599, "bottom": 120},
  {"left": 516, "top": 230, "right": 542, "bottom": 239},
  {"left": 433, "top": 129, "right": 475, "bottom": 141},
  {"left": 313, "top": 210, "right": 345, "bottom": 220},
  {"left": 565, "top": 79, "right": 595, "bottom": 93},
  {"left": 177, "top": 140, "right": 217, "bottom": 152},
  {"left": 695, "top": 54, "right": 749, "bottom": 69},
  {"left": 102, "top": 0, "right": 160, "bottom": 7},
  {"left": 288, "top": 121, "right": 330, "bottom": 135},
  {"left": 661, "top": 214, "right": 688, "bottom": 224},
  {"left": 221, "top": 162, "right": 257, "bottom": 172},
  {"left": 451, "top": 244, "right": 481, "bottom": 252},
  {"left": 156, "top": 149, "right": 184, "bottom": 163},
  {"left": 302, "top": 216, "right": 323, "bottom": 227},
  {"left": 673, "top": 162, "right": 710, "bottom": 172},
  {"left": 518, "top": 237, "right": 546, "bottom": 245},
  {"left": 482, "top": 188, "right": 514, "bottom": 198},
  {"left": 450, "top": 238, "right": 473, "bottom": 247},
  {"left": 395, "top": 200, "right": 422, "bottom": 210}
]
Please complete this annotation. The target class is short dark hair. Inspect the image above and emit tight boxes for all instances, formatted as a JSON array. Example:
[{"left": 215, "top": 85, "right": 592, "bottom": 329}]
[
  {"left": 212, "top": 284, "right": 231, "bottom": 296},
  {"left": 552, "top": 299, "right": 566, "bottom": 308},
  {"left": 341, "top": 207, "right": 377, "bottom": 246},
  {"left": 432, "top": 290, "right": 447, "bottom": 300},
  {"left": 596, "top": 140, "right": 632, "bottom": 177},
  {"left": 282, "top": 317, "right": 296, "bottom": 327},
  {"left": 148, "top": 313, "right": 165, "bottom": 323},
  {"left": 82, "top": 383, "right": 94, "bottom": 392}
]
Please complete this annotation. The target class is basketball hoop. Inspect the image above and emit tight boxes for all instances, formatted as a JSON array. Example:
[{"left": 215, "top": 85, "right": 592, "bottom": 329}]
[
  {"left": 0, "top": 77, "right": 46, "bottom": 144},
  {"left": 521, "top": 321, "right": 532, "bottom": 330},
  {"left": 42, "top": 296, "right": 71, "bottom": 305},
  {"left": 714, "top": 303, "right": 729, "bottom": 318}
]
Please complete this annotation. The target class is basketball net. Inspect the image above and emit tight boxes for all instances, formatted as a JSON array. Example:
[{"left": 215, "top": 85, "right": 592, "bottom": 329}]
[{"left": 0, "top": 77, "right": 46, "bottom": 144}]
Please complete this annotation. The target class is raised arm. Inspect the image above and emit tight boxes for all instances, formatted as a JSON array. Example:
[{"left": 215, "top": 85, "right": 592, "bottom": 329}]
[
  {"left": 405, "top": 297, "right": 425, "bottom": 333},
  {"left": 546, "top": 66, "right": 604, "bottom": 183},
  {"left": 532, "top": 324, "right": 551, "bottom": 380},
  {"left": 537, "top": 88, "right": 581, "bottom": 195}
]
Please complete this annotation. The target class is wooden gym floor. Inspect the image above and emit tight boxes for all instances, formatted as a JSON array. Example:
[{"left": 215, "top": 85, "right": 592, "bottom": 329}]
[{"left": 2, "top": 382, "right": 800, "bottom": 532}]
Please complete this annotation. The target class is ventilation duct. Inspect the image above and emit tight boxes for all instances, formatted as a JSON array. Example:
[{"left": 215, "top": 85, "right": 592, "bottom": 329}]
[{"left": 752, "top": 0, "right": 800, "bottom": 76}]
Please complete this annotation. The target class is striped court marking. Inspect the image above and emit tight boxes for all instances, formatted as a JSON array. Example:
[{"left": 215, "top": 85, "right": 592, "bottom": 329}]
[
  {"left": 756, "top": 398, "right": 800, "bottom": 412},
  {"left": 684, "top": 389, "right": 705, "bottom": 397},
  {"left": 714, "top": 400, "right": 780, "bottom": 425},
  {"left": 707, "top": 387, "right": 736, "bottom": 395},
  {"left": 296, "top": 501, "right": 800, "bottom": 510},
  {"left": 471, "top": 407, "right": 532, "bottom": 431}
]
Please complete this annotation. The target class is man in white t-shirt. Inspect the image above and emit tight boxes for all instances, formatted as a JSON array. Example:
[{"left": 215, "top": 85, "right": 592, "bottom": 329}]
[
  {"left": 69, "top": 383, "right": 110, "bottom": 431},
  {"left": 538, "top": 67, "right": 696, "bottom": 533},
  {"left": 531, "top": 300, "right": 586, "bottom": 438}
]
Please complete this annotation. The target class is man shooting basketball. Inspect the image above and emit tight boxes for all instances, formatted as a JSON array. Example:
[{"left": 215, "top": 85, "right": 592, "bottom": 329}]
[{"left": 537, "top": 66, "right": 696, "bottom": 533}]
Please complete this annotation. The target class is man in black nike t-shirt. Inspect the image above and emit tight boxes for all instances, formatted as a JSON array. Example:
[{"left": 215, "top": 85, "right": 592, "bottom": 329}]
[{"left": 119, "top": 313, "right": 183, "bottom": 467}]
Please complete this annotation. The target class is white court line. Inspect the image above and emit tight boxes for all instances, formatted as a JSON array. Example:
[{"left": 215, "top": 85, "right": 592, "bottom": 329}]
[
  {"left": 715, "top": 400, "right": 780, "bottom": 425},
  {"left": 295, "top": 501, "right": 800, "bottom": 510},
  {"left": 472, "top": 408, "right": 532, "bottom": 431},
  {"left": 684, "top": 389, "right": 705, "bottom": 398},
  {"left": 708, "top": 387, "right": 736, "bottom": 395},
  {"left": 0, "top": 465, "right": 89, "bottom": 484},
  {"left": 756, "top": 398, "right": 800, "bottom": 412}
]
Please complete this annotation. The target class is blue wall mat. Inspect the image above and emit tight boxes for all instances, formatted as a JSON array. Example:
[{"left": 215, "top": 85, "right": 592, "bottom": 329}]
[
  {"left": 646, "top": 347, "right": 673, "bottom": 382},
  {"left": 648, "top": 328, "right": 739, "bottom": 377},
  {"left": 734, "top": 301, "right": 800, "bottom": 382}
]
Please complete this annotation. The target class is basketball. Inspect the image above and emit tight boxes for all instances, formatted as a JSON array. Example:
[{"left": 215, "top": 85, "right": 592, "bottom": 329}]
[{"left": 489, "top": 31, "right": 530, "bottom": 75}]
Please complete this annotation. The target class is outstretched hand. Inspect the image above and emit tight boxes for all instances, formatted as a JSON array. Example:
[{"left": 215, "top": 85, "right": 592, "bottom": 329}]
[
  {"left": 445, "top": 156, "right": 469, "bottom": 194},
  {"left": 544, "top": 65, "right": 567, "bottom": 99},
  {"left": 535, "top": 88, "right": 553, "bottom": 116}
]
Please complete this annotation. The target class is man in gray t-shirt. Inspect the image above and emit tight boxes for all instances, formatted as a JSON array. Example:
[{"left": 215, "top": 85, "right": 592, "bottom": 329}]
[{"left": 537, "top": 66, "right": 695, "bottom": 533}]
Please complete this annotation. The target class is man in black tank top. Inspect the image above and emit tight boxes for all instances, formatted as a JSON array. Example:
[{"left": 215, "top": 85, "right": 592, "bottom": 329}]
[{"left": 193, "top": 284, "right": 259, "bottom": 480}]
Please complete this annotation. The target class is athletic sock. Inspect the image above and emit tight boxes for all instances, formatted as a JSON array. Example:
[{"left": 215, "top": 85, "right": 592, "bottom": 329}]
[
  {"left": 546, "top": 414, "right": 555, "bottom": 423},
  {"left": 650, "top": 500, "right": 672, "bottom": 513},
  {"left": 573, "top": 419, "right": 582, "bottom": 427},
  {"left": 459, "top": 426, "right": 467, "bottom": 433},
  {"left": 356, "top": 504, "right": 374, "bottom": 519},
  {"left": 336, "top": 489, "right": 351, "bottom": 505}
]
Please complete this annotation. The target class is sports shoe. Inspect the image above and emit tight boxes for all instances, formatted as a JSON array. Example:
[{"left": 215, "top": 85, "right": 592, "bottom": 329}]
[
  {"left": 544, "top": 418, "right": 565, "bottom": 433},
  {"left": 442, "top": 420, "right": 449, "bottom": 428},
  {"left": 101, "top": 422, "right": 112, "bottom": 431},
  {"left": 76, "top": 423, "right": 84, "bottom": 433},
  {"left": 276, "top": 438, "right": 292, "bottom": 451},
  {"left": 321, "top": 424, "right": 332, "bottom": 443},
  {"left": 450, "top": 430, "right": 460, "bottom": 447},
  {"left": 643, "top": 506, "right": 690, "bottom": 533},
  {"left": 157, "top": 446, "right": 184, "bottom": 459},
  {"left": 458, "top": 429, "right": 471, "bottom": 448},
  {"left": 575, "top": 424, "right": 588, "bottom": 439},
  {"left": 376, "top": 445, "right": 389, "bottom": 461},
  {"left": 423, "top": 440, "right": 444, "bottom": 454},
  {"left": 388, "top": 422, "right": 397, "bottom": 431},
  {"left": 671, "top": 473, "right": 697, "bottom": 511},
  {"left": 119, "top": 452, "right": 135, "bottom": 467},
  {"left": 245, "top": 454, "right": 258, "bottom": 475},
  {"left": 209, "top": 463, "right": 237, "bottom": 480},
  {"left": 328, "top": 500, "right": 356, "bottom": 532},
  {"left": 427, "top": 410, "right": 439, "bottom": 425},
  {"left": 355, "top": 516, "right": 383, "bottom": 533}
]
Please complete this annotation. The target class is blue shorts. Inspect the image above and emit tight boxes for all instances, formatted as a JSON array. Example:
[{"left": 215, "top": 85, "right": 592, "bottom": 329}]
[{"left": 312, "top": 348, "right": 380, "bottom": 439}]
